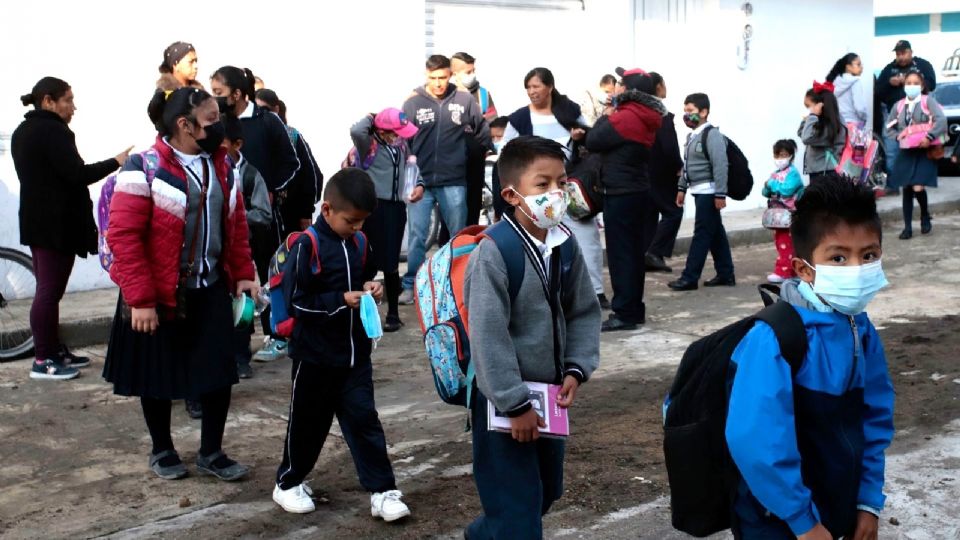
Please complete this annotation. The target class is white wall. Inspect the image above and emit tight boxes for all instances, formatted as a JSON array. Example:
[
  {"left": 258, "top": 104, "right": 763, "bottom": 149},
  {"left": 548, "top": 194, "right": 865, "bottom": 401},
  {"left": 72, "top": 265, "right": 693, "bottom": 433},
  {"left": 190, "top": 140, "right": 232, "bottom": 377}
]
[
  {"left": 632, "top": 0, "right": 875, "bottom": 214},
  {"left": 0, "top": 0, "right": 426, "bottom": 291}
]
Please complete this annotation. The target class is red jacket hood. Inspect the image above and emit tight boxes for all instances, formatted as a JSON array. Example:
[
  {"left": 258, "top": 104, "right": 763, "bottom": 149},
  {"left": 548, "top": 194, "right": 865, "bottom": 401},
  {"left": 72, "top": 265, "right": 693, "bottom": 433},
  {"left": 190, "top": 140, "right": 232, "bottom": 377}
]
[{"left": 608, "top": 101, "right": 663, "bottom": 147}]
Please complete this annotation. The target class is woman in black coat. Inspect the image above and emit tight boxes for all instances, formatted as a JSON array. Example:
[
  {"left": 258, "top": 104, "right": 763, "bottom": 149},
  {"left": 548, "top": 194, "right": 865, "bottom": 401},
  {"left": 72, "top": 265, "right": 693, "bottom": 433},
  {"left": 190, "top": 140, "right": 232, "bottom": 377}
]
[
  {"left": 645, "top": 72, "right": 685, "bottom": 272},
  {"left": 11, "top": 77, "right": 130, "bottom": 380}
]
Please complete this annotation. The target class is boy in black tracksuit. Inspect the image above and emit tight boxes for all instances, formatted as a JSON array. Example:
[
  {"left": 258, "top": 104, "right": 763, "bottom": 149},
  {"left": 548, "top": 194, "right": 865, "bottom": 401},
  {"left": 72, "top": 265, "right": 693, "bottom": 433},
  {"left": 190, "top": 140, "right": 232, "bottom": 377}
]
[{"left": 272, "top": 170, "right": 410, "bottom": 521}]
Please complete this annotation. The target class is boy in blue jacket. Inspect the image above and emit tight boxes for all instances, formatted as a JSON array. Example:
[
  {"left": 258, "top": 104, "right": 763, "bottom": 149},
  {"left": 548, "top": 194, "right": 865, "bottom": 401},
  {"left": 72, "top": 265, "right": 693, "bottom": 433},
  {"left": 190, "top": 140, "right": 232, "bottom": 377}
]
[
  {"left": 726, "top": 180, "right": 895, "bottom": 540},
  {"left": 271, "top": 169, "right": 410, "bottom": 523}
]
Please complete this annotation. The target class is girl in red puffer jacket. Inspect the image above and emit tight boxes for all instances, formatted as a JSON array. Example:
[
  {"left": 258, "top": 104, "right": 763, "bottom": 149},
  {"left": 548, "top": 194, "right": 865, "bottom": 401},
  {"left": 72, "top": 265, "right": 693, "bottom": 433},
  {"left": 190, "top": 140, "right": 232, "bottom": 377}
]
[{"left": 103, "top": 87, "right": 258, "bottom": 482}]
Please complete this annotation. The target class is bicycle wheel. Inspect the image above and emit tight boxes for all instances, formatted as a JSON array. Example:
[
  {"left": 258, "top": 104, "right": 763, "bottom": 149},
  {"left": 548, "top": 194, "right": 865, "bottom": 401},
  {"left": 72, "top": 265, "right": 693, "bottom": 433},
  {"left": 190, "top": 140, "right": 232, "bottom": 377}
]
[{"left": 0, "top": 247, "right": 36, "bottom": 360}]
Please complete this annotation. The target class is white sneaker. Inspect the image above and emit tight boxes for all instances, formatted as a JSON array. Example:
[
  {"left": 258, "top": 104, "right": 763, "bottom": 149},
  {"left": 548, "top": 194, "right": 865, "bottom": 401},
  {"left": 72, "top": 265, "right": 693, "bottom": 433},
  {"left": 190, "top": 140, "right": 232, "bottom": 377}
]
[
  {"left": 398, "top": 289, "right": 415, "bottom": 306},
  {"left": 767, "top": 274, "right": 786, "bottom": 284},
  {"left": 370, "top": 490, "right": 410, "bottom": 522},
  {"left": 273, "top": 484, "right": 316, "bottom": 514}
]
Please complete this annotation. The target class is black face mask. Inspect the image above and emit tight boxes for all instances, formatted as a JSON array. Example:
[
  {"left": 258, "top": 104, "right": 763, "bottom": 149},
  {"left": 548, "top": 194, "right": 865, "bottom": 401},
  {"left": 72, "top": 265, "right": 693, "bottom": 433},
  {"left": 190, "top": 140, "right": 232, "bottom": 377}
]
[
  {"left": 215, "top": 96, "right": 232, "bottom": 114},
  {"left": 196, "top": 122, "right": 225, "bottom": 155}
]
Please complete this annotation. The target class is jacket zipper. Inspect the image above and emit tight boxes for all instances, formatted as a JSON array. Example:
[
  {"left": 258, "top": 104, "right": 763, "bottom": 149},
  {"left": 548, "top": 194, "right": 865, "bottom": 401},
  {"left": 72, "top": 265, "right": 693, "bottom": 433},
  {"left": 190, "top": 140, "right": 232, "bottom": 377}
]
[
  {"left": 433, "top": 94, "right": 445, "bottom": 186},
  {"left": 342, "top": 239, "right": 355, "bottom": 367},
  {"left": 836, "top": 315, "right": 861, "bottom": 489}
]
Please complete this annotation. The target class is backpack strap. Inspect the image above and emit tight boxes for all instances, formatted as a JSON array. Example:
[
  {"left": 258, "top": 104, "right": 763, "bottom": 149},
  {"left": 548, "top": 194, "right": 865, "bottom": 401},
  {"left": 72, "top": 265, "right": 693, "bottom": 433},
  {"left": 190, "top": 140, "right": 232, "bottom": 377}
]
[
  {"left": 303, "top": 226, "right": 322, "bottom": 274},
  {"left": 142, "top": 149, "right": 159, "bottom": 184},
  {"left": 754, "top": 301, "right": 808, "bottom": 375},
  {"left": 353, "top": 231, "right": 368, "bottom": 271},
  {"left": 479, "top": 87, "right": 489, "bottom": 115},
  {"left": 482, "top": 220, "right": 527, "bottom": 303},
  {"left": 700, "top": 125, "right": 713, "bottom": 162}
]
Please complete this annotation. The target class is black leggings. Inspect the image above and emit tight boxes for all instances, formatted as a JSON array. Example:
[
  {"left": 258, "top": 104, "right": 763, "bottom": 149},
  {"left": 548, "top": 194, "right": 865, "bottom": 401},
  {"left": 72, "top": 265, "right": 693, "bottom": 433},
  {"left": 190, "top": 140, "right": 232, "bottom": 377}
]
[{"left": 141, "top": 386, "right": 232, "bottom": 457}]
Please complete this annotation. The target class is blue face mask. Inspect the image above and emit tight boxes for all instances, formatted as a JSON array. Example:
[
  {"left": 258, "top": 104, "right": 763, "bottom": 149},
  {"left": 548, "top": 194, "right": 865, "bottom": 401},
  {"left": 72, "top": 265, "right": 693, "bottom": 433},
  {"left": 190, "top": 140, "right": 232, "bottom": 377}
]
[
  {"left": 802, "top": 260, "right": 889, "bottom": 316},
  {"left": 904, "top": 84, "right": 922, "bottom": 99},
  {"left": 359, "top": 293, "right": 383, "bottom": 343}
]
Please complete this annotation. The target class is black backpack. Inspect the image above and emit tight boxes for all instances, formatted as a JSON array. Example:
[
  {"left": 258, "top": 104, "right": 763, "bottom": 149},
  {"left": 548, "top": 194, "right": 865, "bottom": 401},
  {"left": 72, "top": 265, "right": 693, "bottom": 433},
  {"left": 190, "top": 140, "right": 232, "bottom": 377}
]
[
  {"left": 663, "top": 285, "right": 807, "bottom": 537},
  {"left": 700, "top": 126, "right": 754, "bottom": 201}
]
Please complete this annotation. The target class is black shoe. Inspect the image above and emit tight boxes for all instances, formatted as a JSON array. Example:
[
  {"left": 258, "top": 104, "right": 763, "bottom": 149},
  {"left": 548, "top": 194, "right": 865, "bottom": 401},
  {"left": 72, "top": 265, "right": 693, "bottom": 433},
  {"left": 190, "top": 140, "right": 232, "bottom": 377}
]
[
  {"left": 196, "top": 450, "right": 249, "bottom": 482},
  {"left": 899, "top": 228, "right": 913, "bottom": 240},
  {"left": 601, "top": 315, "right": 640, "bottom": 332},
  {"left": 59, "top": 346, "right": 91, "bottom": 368},
  {"left": 668, "top": 279, "right": 698, "bottom": 291},
  {"left": 597, "top": 294, "right": 611, "bottom": 310},
  {"left": 644, "top": 253, "right": 672, "bottom": 273},
  {"left": 149, "top": 449, "right": 188, "bottom": 480},
  {"left": 384, "top": 315, "right": 403, "bottom": 333},
  {"left": 921, "top": 217, "right": 932, "bottom": 235},
  {"left": 704, "top": 276, "right": 736, "bottom": 287},
  {"left": 185, "top": 399, "right": 202, "bottom": 419},
  {"left": 237, "top": 363, "right": 253, "bottom": 379}
]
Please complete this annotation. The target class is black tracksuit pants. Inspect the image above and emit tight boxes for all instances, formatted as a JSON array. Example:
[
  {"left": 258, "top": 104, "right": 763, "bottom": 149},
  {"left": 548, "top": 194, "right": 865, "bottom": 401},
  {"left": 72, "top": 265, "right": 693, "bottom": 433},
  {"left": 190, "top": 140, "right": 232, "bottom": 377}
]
[{"left": 275, "top": 359, "right": 397, "bottom": 492}]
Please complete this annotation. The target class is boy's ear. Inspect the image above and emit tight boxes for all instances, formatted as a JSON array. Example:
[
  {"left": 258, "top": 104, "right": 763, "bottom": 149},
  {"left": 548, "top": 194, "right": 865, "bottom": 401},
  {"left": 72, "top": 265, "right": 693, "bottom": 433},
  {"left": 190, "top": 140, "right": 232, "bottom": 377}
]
[
  {"left": 501, "top": 186, "right": 521, "bottom": 207},
  {"left": 792, "top": 257, "right": 814, "bottom": 283},
  {"left": 700, "top": 108, "right": 709, "bottom": 118}
]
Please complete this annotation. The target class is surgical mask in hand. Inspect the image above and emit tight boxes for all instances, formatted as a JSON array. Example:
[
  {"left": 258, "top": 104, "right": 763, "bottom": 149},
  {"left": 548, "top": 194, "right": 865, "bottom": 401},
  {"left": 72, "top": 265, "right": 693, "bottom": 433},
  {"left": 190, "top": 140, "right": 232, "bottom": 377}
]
[
  {"left": 359, "top": 292, "right": 383, "bottom": 345},
  {"left": 804, "top": 260, "right": 889, "bottom": 316},
  {"left": 511, "top": 188, "right": 567, "bottom": 229}
]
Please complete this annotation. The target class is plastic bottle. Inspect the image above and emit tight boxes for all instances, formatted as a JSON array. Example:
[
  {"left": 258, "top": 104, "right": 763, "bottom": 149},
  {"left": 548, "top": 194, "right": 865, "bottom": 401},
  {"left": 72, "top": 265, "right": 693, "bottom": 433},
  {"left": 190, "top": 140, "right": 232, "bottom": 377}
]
[{"left": 403, "top": 156, "right": 420, "bottom": 202}]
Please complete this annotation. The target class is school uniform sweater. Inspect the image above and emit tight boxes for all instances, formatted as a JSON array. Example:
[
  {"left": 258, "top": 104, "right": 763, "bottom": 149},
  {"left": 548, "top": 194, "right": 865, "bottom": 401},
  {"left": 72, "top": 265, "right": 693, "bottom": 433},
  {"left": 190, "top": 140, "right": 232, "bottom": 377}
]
[
  {"left": 464, "top": 214, "right": 601, "bottom": 416},
  {"left": 349, "top": 115, "right": 411, "bottom": 201},
  {"left": 797, "top": 116, "right": 846, "bottom": 175},
  {"left": 725, "top": 279, "right": 895, "bottom": 537},
  {"left": 678, "top": 123, "right": 729, "bottom": 197}
]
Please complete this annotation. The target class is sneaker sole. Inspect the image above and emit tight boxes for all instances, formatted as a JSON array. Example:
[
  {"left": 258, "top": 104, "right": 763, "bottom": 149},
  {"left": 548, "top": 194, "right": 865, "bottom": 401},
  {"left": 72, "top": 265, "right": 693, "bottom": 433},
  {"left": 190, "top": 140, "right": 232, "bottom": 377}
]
[
  {"left": 29, "top": 371, "right": 79, "bottom": 380},
  {"left": 152, "top": 467, "right": 189, "bottom": 480},
  {"left": 373, "top": 508, "right": 411, "bottom": 522},
  {"left": 273, "top": 492, "right": 315, "bottom": 514},
  {"left": 66, "top": 362, "right": 91, "bottom": 369}
]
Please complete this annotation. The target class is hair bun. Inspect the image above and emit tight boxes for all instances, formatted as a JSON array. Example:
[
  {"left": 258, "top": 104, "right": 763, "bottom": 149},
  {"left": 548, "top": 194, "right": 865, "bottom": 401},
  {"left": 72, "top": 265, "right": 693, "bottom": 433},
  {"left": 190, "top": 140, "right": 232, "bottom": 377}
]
[{"left": 20, "top": 93, "right": 34, "bottom": 107}]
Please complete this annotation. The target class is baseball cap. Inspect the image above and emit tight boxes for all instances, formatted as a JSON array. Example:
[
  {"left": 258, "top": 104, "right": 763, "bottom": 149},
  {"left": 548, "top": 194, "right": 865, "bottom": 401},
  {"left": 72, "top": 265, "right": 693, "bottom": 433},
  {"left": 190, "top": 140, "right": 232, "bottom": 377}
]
[
  {"left": 893, "top": 40, "right": 912, "bottom": 52},
  {"left": 374, "top": 108, "right": 418, "bottom": 139},
  {"left": 615, "top": 66, "right": 649, "bottom": 90}
]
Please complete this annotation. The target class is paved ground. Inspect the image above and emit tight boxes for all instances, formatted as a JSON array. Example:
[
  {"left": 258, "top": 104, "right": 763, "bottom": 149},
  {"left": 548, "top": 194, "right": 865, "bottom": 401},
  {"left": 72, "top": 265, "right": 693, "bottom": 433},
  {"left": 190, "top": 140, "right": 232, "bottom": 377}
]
[{"left": 1, "top": 194, "right": 959, "bottom": 539}]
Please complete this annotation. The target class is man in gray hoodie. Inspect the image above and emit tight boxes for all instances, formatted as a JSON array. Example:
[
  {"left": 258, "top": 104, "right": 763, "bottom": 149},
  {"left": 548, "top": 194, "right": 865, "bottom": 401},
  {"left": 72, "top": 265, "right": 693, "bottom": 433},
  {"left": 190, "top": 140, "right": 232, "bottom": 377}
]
[
  {"left": 463, "top": 136, "right": 600, "bottom": 538},
  {"left": 400, "top": 55, "right": 492, "bottom": 302}
]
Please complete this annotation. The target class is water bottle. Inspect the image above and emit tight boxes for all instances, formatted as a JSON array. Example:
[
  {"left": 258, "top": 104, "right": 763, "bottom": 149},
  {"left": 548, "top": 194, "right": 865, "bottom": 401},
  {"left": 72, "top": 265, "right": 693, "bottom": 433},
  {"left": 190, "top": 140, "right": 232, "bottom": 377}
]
[{"left": 403, "top": 156, "right": 420, "bottom": 202}]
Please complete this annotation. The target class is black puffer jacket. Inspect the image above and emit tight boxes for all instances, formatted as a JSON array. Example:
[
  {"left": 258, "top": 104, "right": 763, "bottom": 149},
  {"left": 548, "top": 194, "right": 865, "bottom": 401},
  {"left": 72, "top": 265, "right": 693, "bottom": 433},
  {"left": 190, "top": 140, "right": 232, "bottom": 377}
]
[
  {"left": 584, "top": 90, "right": 666, "bottom": 195},
  {"left": 11, "top": 110, "right": 119, "bottom": 256}
]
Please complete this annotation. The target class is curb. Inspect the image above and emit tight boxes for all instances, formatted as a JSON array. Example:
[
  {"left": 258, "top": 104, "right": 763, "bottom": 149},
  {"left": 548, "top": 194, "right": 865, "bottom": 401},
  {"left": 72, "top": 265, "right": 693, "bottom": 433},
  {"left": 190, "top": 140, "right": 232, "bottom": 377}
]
[{"left": 53, "top": 199, "right": 960, "bottom": 352}]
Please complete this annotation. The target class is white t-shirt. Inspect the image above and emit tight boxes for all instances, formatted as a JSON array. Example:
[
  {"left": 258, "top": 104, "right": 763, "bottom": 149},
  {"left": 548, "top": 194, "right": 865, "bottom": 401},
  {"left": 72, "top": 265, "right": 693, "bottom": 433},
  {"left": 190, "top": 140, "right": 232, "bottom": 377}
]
[{"left": 502, "top": 109, "right": 587, "bottom": 161}]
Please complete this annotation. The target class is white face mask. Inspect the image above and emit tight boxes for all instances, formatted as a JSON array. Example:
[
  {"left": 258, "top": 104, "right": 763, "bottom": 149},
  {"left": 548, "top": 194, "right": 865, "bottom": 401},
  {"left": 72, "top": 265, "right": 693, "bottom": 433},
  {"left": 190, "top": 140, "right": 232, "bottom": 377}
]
[
  {"left": 774, "top": 158, "right": 791, "bottom": 170},
  {"left": 459, "top": 72, "right": 477, "bottom": 87},
  {"left": 511, "top": 188, "right": 567, "bottom": 230}
]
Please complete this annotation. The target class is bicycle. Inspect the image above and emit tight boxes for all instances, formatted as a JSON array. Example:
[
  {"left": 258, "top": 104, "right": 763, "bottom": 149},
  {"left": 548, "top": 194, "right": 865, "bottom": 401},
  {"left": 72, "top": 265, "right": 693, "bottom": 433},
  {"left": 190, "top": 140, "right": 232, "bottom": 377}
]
[{"left": 0, "top": 247, "right": 36, "bottom": 360}]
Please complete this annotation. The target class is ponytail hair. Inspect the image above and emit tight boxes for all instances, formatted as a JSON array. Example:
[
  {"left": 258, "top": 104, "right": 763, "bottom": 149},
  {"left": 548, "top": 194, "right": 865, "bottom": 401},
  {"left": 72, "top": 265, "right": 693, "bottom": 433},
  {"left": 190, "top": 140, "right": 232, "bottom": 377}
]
[
  {"left": 255, "top": 88, "right": 288, "bottom": 124},
  {"left": 825, "top": 53, "right": 859, "bottom": 83},
  {"left": 147, "top": 87, "right": 212, "bottom": 137},
  {"left": 805, "top": 87, "right": 843, "bottom": 140},
  {"left": 211, "top": 66, "right": 256, "bottom": 101},
  {"left": 21, "top": 76, "right": 70, "bottom": 108}
]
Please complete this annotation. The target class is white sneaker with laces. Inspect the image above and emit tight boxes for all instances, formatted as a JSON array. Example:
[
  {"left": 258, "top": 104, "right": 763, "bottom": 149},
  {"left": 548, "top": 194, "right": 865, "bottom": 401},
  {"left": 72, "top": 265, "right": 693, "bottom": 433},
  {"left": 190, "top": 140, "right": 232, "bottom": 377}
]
[
  {"left": 767, "top": 274, "right": 786, "bottom": 284},
  {"left": 273, "top": 484, "right": 316, "bottom": 514},
  {"left": 371, "top": 490, "right": 410, "bottom": 522}
]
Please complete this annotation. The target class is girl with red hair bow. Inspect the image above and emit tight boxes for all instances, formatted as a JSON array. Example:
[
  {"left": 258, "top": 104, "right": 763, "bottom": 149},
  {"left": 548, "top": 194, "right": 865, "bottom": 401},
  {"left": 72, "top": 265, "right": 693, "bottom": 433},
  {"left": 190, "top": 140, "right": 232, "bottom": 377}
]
[{"left": 798, "top": 81, "right": 847, "bottom": 185}]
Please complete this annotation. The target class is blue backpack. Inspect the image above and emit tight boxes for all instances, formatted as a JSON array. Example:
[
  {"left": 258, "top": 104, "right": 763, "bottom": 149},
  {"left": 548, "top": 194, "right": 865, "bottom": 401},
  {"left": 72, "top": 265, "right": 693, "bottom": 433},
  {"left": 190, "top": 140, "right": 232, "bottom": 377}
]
[{"left": 414, "top": 219, "right": 575, "bottom": 407}]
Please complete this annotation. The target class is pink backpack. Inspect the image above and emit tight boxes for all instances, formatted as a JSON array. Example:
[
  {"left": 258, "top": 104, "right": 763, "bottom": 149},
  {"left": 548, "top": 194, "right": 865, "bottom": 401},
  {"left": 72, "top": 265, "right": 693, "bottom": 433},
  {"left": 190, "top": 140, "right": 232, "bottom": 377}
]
[
  {"left": 96, "top": 150, "right": 159, "bottom": 272},
  {"left": 894, "top": 96, "right": 950, "bottom": 149}
]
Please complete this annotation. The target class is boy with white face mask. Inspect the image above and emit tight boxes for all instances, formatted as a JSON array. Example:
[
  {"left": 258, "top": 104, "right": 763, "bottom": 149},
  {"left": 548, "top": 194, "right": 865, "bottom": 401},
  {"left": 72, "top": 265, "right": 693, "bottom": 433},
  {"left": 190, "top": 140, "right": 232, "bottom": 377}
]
[
  {"left": 463, "top": 136, "right": 600, "bottom": 538},
  {"left": 725, "top": 180, "right": 894, "bottom": 540}
]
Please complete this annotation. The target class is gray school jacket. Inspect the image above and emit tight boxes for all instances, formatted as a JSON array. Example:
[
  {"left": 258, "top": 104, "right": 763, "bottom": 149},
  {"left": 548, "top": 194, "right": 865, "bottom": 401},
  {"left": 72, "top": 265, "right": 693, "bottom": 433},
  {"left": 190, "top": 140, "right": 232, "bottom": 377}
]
[
  {"left": 797, "top": 116, "right": 846, "bottom": 175},
  {"left": 883, "top": 95, "right": 948, "bottom": 141},
  {"left": 464, "top": 219, "right": 601, "bottom": 415},
  {"left": 678, "top": 124, "right": 729, "bottom": 197}
]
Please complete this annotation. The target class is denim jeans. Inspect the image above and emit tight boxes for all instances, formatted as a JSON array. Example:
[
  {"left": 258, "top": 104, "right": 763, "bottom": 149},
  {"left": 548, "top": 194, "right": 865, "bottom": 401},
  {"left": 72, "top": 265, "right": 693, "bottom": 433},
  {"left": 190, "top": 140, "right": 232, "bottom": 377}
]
[
  {"left": 403, "top": 185, "right": 467, "bottom": 290},
  {"left": 881, "top": 103, "right": 899, "bottom": 177}
]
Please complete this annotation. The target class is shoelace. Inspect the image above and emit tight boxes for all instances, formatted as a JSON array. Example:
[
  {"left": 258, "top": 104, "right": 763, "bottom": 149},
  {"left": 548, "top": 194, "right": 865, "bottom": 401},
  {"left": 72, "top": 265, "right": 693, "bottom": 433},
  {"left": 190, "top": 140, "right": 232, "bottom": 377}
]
[{"left": 382, "top": 490, "right": 403, "bottom": 501}]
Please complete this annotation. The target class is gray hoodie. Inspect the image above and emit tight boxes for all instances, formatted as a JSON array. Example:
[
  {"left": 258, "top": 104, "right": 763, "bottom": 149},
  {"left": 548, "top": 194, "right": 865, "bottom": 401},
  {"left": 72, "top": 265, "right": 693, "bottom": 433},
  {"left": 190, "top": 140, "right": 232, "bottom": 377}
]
[
  {"left": 464, "top": 219, "right": 601, "bottom": 415},
  {"left": 402, "top": 85, "right": 491, "bottom": 188},
  {"left": 833, "top": 74, "right": 869, "bottom": 127}
]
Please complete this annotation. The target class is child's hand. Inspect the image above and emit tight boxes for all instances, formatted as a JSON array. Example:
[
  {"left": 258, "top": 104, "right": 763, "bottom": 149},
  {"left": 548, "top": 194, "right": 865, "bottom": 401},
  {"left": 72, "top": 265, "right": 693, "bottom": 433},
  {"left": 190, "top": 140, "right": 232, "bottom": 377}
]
[
  {"left": 798, "top": 523, "right": 832, "bottom": 540},
  {"left": 343, "top": 291, "right": 364, "bottom": 309},
  {"left": 364, "top": 281, "right": 384, "bottom": 302},
  {"left": 852, "top": 511, "right": 879, "bottom": 540},
  {"left": 131, "top": 307, "right": 159, "bottom": 334},
  {"left": 509, "top": 408, "right": 546, "bottom": 443},
  {"left": 408, "top": 186, "right": 425, "bottom": 203},
  {"left": 675, "top": 192, "right": 685, "bottom": 207},
  {"left": 556, "top": 375, "right": 580, "bottom": 408},
  {"left": 714, "top": 197, "right": 727, "bottom": 210}
]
